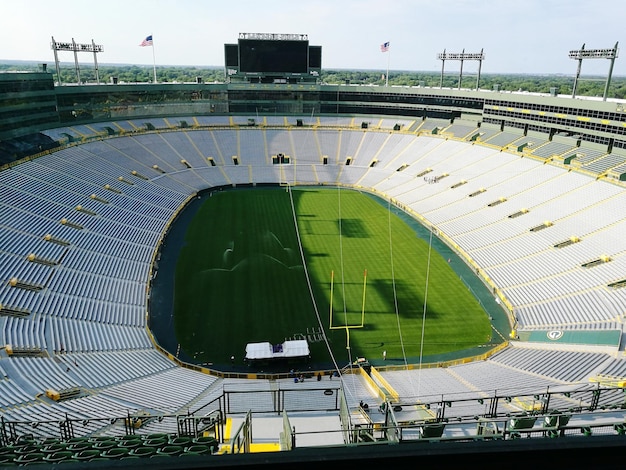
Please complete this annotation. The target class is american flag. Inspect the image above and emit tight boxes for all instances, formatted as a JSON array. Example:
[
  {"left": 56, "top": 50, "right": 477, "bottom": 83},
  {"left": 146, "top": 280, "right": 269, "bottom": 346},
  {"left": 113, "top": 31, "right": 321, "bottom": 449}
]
[
  {"left": 380, "top": 41, "right": 390, "bottom": 52},
  {"left": 140, "top": 35, "right": 153, "bottom": 47}
]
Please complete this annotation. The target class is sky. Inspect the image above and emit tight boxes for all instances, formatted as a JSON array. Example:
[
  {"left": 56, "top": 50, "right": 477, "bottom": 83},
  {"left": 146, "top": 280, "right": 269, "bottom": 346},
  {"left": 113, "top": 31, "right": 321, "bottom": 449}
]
[{"left": 2, "top": 0, "right": 626, "bottom": 75}]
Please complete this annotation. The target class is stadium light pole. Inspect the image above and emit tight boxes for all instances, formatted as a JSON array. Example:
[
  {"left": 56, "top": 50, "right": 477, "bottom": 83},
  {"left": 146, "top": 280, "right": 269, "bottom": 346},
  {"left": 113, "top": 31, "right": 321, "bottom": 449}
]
[
  {"left": 437, "top": 49, "right": 485, "bottom": 90},
  {"left": 51, "top": 36, "right": 104, "bottom": 85},
  {"left": 569, "top": 42, "right": 619, "bottom": 101},
  {"left": 439, "top": 49, "right": 446, "bottom": 89}
]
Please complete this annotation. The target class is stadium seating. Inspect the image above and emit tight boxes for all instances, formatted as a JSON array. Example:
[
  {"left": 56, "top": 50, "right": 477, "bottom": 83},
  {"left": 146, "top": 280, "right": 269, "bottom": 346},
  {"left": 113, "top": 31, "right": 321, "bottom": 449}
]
[
  {"left": 2, "top": 117, "right": 626, "bottom": 449},
  {"left": 0, "top": 432, "right": 218, "bottom": 465}
]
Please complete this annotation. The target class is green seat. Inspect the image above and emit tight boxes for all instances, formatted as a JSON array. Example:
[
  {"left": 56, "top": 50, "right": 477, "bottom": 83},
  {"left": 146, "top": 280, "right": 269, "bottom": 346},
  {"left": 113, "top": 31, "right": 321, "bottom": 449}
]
[
  {"left": 143, "top": 437, "right": 168, "bottom": 448},
  {"left": 73, "top": 449, "right": 102, "bottom": 461},
  {"left": 41, "top": 442, "right": 68, "bottom": 454},
  {"left": 0, "top": 446, "right": 16, "bottom": 456},
  {"left": 14, "top": 452, "right": 45, "bottom": 465},
  {"left": 184, "top": 444, "right": 212, "bottom": 455},
  {"left": 129, "top": 446, "right": 156, "bottom": 458},
  {"left": 92, "top": 440, "right": 117, "bottom": 451},
  {"left": 67, "top": 441, "right": 92, "bottom": 453},
  {"left": 420, "top": 423, "right": 446, "bottom": 439},
  {"left": 0, "top": 453, "right": 16, "bottom": 464},
  {"left": 43, "top": 450, "right": 74, "bottom": 463},
  {"left": 13, "top": 444, "right": 40, "bottom": 456},
  {"left": 101, "top": 447, "right": 130, "bottom": 460},
  {"left": 14, "top": 435, "right": 36, "bottom": 446},
  {"left": 193, "top": 435, "right": 217, "bottom": 444},
  {"left": 169, "top": 436, "right": 193, "bottom": 446},
  {"left": 509, "top": 414, "right": 537, "bottom": 430},
  {"left": 118, "top": 438, "right": 143, "bottom": 449},
  {"left": 544, "top": 411, "right": 570, "bottom": 428},
  {"left": 157, "top": 444, "right": 184, "bottom": 456},
  {"left": 193, "top": 436, "right": 218, "bottom": 453}
]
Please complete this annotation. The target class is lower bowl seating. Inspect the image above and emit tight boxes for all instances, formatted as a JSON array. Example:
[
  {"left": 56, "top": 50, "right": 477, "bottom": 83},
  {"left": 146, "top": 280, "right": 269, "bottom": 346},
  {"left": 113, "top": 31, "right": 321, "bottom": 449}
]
[{"left": 0, "top": 432, "right": 221, "bottom": 464}]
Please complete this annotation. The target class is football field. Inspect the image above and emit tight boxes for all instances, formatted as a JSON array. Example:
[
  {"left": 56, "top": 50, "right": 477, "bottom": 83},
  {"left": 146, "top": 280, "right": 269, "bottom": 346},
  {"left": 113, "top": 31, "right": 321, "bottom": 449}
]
[{"left": 173, "top": 186, "right": 493, "bottom": 369}]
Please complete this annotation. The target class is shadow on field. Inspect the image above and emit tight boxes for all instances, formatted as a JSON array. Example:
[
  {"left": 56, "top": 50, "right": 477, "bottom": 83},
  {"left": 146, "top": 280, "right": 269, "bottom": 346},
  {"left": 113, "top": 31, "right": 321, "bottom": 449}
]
[
  {"left": 369, "top": 278, "right": 442, "bottom": 320},
  {"left": 339, "top": 218, "right": 370, "bottom": 238}
]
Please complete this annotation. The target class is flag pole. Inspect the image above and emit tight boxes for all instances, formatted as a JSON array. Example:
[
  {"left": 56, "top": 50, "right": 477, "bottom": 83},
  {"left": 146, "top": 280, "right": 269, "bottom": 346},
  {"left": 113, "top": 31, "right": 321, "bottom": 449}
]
[
  {"left": 381, "top": 42, "right": 390, "bottom": 86},
  {"left": 151, "top": 35, "right": 157, "bottom": 84},
  {"left": 386, "top": 46, "right": 390, "bottom": 87}
]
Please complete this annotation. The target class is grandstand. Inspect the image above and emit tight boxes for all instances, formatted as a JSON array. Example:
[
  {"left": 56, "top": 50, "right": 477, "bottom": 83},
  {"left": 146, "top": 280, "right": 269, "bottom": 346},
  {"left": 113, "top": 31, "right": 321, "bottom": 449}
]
[{"left": 2, "top": 46, "right": 626, "bottom": 468}]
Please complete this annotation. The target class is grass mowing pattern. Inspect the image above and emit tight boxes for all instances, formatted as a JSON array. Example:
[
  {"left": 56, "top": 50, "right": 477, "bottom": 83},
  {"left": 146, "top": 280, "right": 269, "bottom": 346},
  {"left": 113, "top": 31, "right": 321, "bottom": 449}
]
[{"left": 174, "top": 187, "right": 491, "bottom": 368}]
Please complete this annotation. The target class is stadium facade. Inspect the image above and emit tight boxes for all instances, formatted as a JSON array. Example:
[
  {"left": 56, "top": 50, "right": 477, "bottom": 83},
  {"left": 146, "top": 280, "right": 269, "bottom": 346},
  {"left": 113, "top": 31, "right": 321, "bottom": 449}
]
[{"left": 1, "top": 61, "right": 626, "bottom": 467}]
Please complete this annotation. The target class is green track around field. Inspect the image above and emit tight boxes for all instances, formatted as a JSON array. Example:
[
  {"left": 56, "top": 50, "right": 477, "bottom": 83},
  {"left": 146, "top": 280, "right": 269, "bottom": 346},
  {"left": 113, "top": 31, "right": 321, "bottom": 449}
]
[{"left": 173, "top": 187, "right": 492, "bottom": 368}]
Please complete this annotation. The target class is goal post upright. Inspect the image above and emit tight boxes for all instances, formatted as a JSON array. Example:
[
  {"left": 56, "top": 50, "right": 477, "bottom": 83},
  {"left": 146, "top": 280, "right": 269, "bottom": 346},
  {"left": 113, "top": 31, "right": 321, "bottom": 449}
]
[
  {"left": 280, "top": 180, "right": 290, "bottom": 192},
  {"left": 329, "top": 270, "right": 335, "bottom": 327},
  {"left": 360, "top": 268, "right": 367, "bottom": 328}
]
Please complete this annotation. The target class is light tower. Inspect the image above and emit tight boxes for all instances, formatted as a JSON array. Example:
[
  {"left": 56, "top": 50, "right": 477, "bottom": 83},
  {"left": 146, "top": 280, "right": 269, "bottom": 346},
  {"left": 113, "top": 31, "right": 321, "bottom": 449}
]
[
  {"left": 437, "top": 49, "right": 485, "bottom": 90},
  {"left": 569, "top": 42, "right": 619, "bottom": 101},
  {"left": 51, "top": 36, "right": 104, "bottom": 85}
]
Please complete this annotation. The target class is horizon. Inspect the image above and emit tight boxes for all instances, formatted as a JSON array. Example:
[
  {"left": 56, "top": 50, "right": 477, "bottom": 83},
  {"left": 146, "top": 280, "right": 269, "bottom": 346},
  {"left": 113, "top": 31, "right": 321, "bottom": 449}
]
[
  {"left": 2, "top": 0, "right": 625, "bottom": 76},
  {"left": 1, "top": 59, "right": 621, "bottom": 78}
]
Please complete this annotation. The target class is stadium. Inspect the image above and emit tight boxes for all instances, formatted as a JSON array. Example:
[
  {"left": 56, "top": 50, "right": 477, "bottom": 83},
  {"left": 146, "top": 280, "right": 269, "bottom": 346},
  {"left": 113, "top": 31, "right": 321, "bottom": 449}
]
[{"left": 1, "top": 33, "right": 626, "bottom": 468}]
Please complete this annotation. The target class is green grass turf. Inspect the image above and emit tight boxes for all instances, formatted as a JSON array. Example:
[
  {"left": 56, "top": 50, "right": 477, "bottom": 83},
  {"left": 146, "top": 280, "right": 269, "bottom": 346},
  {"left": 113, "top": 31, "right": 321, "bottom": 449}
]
[{"left": 173, "top": 187, "right": 491, "bottom": 367}]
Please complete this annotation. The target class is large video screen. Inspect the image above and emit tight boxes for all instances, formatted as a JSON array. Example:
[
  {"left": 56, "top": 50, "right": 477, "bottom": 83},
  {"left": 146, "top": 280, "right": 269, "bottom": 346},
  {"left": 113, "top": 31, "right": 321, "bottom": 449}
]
[
  {"left": 239, "top": 39, "right": 309, "bottom": 73},
  {"left": 309, "top": 45, "right": 322, "bottom": 69},
  {"left": 224, "top": 44, "right": 239, "bottom": 67}
]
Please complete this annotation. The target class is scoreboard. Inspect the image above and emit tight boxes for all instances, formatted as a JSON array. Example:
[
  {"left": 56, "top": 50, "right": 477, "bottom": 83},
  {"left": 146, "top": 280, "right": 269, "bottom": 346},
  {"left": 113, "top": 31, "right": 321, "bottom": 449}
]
[{"left": 225, "top": 33, "right": 322, "bottom": 83}]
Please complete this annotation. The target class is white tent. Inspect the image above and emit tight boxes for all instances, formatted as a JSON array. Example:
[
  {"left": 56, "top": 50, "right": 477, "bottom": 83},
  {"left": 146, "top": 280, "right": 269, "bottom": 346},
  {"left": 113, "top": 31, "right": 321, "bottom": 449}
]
[{"left": 245, "top": 340, "right": 309, "bottom": 361}]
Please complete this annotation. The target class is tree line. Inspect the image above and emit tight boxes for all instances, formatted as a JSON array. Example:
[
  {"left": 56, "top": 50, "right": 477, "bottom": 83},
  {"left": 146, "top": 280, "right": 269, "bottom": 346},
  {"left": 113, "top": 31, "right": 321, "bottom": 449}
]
[{"left": 2, "top": 62, "right": 626, "bottom": 99}]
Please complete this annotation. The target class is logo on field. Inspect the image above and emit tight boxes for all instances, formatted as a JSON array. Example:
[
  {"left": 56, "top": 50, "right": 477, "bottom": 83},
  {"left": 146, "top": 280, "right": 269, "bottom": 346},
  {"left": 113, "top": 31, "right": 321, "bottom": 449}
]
[{"left": 547, "top": 330, "right": 563, "bottom": 340}]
